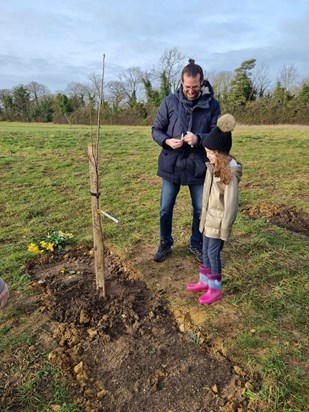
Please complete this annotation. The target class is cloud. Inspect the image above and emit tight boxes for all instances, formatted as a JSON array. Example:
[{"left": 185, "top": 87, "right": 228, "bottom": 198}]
[{"left": 0, "top": 0, "right": 308, "bottom": 92}]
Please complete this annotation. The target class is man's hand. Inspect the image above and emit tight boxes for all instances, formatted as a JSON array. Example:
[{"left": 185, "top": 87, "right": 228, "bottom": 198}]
[
  {"left": 182, "top": 132, "right": 198, "bottom": 147},
  {"left": 165, "top": 138, "right": 184, "bottom": 150}
]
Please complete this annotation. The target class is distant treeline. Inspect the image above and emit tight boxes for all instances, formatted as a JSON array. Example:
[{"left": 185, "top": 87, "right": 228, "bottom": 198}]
[{"left": 1, "top": 56, "right": 308, "bottom": 125}]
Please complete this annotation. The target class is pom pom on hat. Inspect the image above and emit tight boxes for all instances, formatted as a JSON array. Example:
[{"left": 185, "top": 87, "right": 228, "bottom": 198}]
[
  {"left": 202, "top": 113, "right": 236, "bottom": 153},
  {"left": 217, "top": 114, "right": 236, "bottom": 133}
]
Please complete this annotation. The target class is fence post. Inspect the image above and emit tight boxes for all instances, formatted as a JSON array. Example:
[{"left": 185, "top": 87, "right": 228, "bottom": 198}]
[{"left": 88, "top": 143, "right": 105, "bottom": 298}]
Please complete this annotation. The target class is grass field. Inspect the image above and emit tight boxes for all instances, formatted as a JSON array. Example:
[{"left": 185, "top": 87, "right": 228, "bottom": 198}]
[{"left": 0, "top": 122, "right": 308, "bottom": 411}]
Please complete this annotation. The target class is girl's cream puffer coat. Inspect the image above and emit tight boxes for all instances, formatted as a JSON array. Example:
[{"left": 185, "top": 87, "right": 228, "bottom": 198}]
[{"left": 199, "top": 159, "right": 242, "bottom": 241}]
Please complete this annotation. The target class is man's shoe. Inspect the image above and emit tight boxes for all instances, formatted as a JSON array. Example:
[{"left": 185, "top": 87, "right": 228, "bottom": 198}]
[
  {"left": 189, "top": 244, "right": 203, "bottom": 263},
  {"left": 153, "top": 240, "right": 172, "bottom": 262}
]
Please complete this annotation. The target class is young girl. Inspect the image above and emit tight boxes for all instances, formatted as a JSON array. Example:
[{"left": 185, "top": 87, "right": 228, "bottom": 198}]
[{"left": 186, "top": 114, "right": 242, "bottom": 305}]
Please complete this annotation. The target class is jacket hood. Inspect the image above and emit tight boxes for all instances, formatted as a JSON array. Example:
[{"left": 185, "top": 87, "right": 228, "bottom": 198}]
[
  {"left": 230, "top": 159, "right": 242, "bottom": 182},
  {"left": 176, "top": 79, "right": 215, "bottom": 105},
  {"left": 201, "top": 80, "right": 215, "bottom": 98}
]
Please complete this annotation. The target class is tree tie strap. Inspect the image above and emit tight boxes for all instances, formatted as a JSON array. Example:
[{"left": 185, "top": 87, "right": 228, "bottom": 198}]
[{"left": 90, "top": 192, "right": 101, "bottom": 198}]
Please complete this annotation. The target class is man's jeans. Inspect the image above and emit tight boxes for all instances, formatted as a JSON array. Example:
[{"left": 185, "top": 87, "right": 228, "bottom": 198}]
[
  {"left": 202, "top": 235, "right": 225, "bottom": 275},
  {"left": 159, "top": 178, "right": 204, "bottom": 247}
]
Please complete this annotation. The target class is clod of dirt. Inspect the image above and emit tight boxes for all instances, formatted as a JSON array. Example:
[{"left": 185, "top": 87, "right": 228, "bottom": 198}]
[{"left": 241, "top": 203, "right": 309, "bottom": 236}]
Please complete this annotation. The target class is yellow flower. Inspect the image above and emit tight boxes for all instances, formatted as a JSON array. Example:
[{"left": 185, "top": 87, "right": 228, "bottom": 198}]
[
  {"left": 46, "top": 243, "right": 54, "bottom": 252},
  {"left": 67, "top": 233, "right": 74, "bottom": 239},
  {"left": 58, "top": 230, "right": 64, "bottom": 237},
  {"left": 60, "top": 268, "right": 65, "bottom": 274},
  {"left": 28, "top": 243, "right": 36, "bottom": 253},
  {"left": 40, "top": 240, "right": 48, "bottom": 249},
  {"left": 28, "top": 243, "right": 43, "bottom": 254}
]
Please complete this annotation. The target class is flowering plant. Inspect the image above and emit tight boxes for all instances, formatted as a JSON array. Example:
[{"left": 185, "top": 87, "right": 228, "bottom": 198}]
[{"left": 28, "top": 230, "right": 74, "bottom": 255}]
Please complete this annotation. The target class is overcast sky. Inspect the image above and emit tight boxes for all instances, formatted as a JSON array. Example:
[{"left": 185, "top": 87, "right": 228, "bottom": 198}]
[{"left": 1, "top": 0, "right": 308, "bottom": 93}]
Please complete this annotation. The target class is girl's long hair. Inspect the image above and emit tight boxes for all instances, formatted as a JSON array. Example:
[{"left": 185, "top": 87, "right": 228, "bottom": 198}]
[{"left": 211, "top": 152, "right": 235, "bottom": 185}]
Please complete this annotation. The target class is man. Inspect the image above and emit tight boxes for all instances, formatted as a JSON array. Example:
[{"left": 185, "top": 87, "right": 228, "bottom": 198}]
[{"left": 152, "top": 59, "right": 221, "bottom": 262}]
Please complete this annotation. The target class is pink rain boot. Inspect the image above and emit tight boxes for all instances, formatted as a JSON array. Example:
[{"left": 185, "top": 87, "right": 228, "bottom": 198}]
[
  {"left": 0, "top": 282, "right": 9, "bottom": 310},
  {"left": 186, "top": 265, "right": 210, "bottom": 292},
  {"left": 198, "top": 274, "right": 222, "bottom": 305}
]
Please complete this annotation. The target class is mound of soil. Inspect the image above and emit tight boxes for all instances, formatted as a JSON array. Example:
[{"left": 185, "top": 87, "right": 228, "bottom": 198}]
[
  {"left": 241, "top": 203, "right": 309, "bottom": 236},
  {"left": 1, "top": 247, "right": 261, "bottom": 412}
]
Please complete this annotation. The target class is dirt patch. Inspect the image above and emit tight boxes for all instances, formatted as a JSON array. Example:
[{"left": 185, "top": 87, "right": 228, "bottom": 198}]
[
  {"left": 241, "top": 202, "right": 309, "bottom": 236},
  {"left": 1, "top": 247, "right": 262, "bottom": 412}
]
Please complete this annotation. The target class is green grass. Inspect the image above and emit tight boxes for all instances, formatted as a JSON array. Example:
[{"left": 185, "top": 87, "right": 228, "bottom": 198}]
[
  {"left": 0, "top": 306, "right": 81, "bottom": 411},
  {"left": 16, "top": 362, "right": 80, "bottom": 412},
  {"left": 0, "top": 121, "right": 308, "bottom": 411},
  {"left": 4, "top": 359, "right": 80, "bottom": 412}
]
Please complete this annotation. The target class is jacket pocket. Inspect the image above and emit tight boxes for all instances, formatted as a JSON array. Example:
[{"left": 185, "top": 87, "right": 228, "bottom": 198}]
[
  {"left": 186, "top": 155, "right": 207, "bottom": 178},
  {"left": 158, "top": 150, "right": 179, "bottom": 174},
  {"left": 206, "top": 209, "right": 223, "bottom": 229}
]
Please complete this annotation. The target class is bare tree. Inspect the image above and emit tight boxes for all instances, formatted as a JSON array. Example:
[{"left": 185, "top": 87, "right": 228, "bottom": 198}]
[
  {"left": 88, "top": 72, "right": 103, "bottom": 103},
  {"left": 277, "top": 64, "right": 299, "bottom": 92},
  {"left": 118, "top": 66, "right": 144, "bottom": 105},
  {"left": 252, "top": 63, "right": 272, "bottom": 97},
  {"left": 26, "top": 81, "right": 49, "bottom": 104},
  {"left": 106, "top": 80, "right": 127, "bottom": 109},
  {"left": 207, "top": 71, "right": 233, "bottom": 99},
  {"left": 66, "top": 81, "right": 93, "bottom": 103},
  {"left": 157, "top": 47, "right": 186, "bottom": 91}
]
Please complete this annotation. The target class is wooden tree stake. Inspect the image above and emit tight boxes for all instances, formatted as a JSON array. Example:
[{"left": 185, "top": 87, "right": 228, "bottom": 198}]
[{"left": 88, "top": 143, "right": 105, "bottom": 298}]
